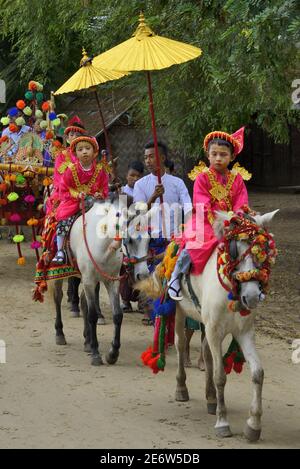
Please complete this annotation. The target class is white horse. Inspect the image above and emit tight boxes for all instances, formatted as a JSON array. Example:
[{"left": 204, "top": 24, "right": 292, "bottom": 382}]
[
  {"left": 136, "top": 209, "right": 279, "bottom": 441},
  {"left": 52, "top": 195, "right": 129, "bottom": 366},
  {"left": 51, "top": 196, "right": 153, "bottom": 366}
]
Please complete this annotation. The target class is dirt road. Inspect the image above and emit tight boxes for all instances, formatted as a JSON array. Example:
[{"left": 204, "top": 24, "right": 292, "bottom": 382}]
[{"left": 0, "top": 191, "right": 299, "bottom": 449}]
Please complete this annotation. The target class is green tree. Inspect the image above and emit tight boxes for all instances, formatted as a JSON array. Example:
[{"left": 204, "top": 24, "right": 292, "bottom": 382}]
[{"left": 0, "top": 0, "right": 299, "bottom": 150}]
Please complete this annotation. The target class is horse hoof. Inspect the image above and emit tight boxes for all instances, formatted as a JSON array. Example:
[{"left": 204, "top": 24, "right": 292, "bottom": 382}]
[
  {"left": 105, "top": 350, "right": 119, "bottom": 365},
  {"left": 97, "top": 317, "right": 106, "bottom": 325},
  {"left": 175, "top": 388, "right": 189, "bottom": 402},
  {"left": 56, "top": 335, "right": 67, "bottom": 345},
  {"left": 207, "top": 403, "right": 217, "bottom": 415},
  {"left": 215, "top": 426, "right": 232, "bottom": 438},
  {"left": 70, "top": 303, "right": 80, "bottom": 314},
  {"left": 91, "top": 355, "right": 103, "bottom": 366},
  {"left": 244, "top": 423, "right": 261, "bottom": 442},
  {"left": 84, "top": 343, "right": 92, "bottom": 353},
  {"left": 71, "top": 310, "right": 80, "bottom": 318}
]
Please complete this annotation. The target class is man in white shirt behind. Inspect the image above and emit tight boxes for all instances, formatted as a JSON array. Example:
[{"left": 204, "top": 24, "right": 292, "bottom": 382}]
[
  {"left": 133, "top": 140, "right": 192, "bottom": 324},
  {"left": 133, "top": 140, "right": 192, "bottom": 240}
]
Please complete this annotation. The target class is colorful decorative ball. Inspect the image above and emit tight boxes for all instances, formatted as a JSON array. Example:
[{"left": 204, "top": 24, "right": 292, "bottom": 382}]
[
  {"left": 41, "top": 102, "right": 50, "bottom": 112},
  {"left": 0, "top": 183, "right": 7, "bottom": 192},
  {"left": 9, "top": 123, "right": 19, "bottom": 133},
  {"left": 23, "top": 106, "right": 32, "bottom": 116},
  {"left": 45, "top": 130, "right": 54, "bottom": 140},
  {"left": 0, "top": 117, "right": 10, "bottom": 126},
  {"left": 24, "top": 194, "right": 35, "bottom": 203},
  {"left": 25, "top": 91, "right": 34, "bottom": 101},
  {"left": 36, "top": 82, "right": 43, "bottom": 92},
  {"left": 16, "top": 100, "right": 26, "bottom": 110},
  {"left": 36, "top": 92, "right": 44, "bottom": 103},
  {"left": 7, "top": 192, "right": 19, "bottom": 202},
  {"left": 42, "top": 177, "right": 52, "bottom": 186},
  {"left": 15, "top": 117, "right": 25, "bottom": 127},
  {"left": 10, "top": 213, "right": 22, "bottom": 223},
  {"left": 52, "top": 118, "right": 61, "bottom": 127},
  {"left": 30, "top": 241, "right": 41, "bottom": 249},
  {"left": 13, "top": 234, "right": 24, "bottom": 243},
  {"left": 35, "top": 110, "right": 43, "bottom": 119},
  {"left": 27, "top": 217, "right": 39, "bottom": 226},
  {"left": 16, "top": 174, "right": 26, "bottom": 184},
  {"left": 48, "top": 112, "right": 57, "bottom": 121},
  {"left": 8, "top": 107, "right": 18, "bottom": 117},
  {"left": 39, "top": 120, "right": 48, "bottom": 129},
  {"left": 28, "top": 81, "right": 38, "bottom": 91}
]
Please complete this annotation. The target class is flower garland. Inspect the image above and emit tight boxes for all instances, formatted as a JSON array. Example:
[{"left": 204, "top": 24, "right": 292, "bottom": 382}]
[{"left": 217, "top": 209, "right": 277, "bottom": 316}]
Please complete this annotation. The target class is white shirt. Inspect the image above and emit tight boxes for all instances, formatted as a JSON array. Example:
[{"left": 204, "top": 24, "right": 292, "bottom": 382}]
[
  {"left": 133, "top": 172, "right": 192, "bottom": 238},
  {"left": 121, "top": 184, "right": 134, "bottom": 197}
]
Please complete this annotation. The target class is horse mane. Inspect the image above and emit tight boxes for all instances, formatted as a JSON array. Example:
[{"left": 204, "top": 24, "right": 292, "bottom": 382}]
[{"left": 134, "top": 265, "right": 164, "bottom": 299}]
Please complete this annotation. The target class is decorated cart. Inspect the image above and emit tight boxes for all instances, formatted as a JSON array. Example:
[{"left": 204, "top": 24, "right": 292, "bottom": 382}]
[{"left": 0, "top": 80, "right": 66, "bottom": 264}]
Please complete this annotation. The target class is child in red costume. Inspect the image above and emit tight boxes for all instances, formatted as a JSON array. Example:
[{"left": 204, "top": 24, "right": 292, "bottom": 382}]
[
  {"left": 46, "top": 116, "right": 87, "bottom": 214},
  {"left": 52, "top": 135, "right": 109, "bottom": 264},
  {"left": 168, "top": 127, "right": 248, "bottom": 300}
]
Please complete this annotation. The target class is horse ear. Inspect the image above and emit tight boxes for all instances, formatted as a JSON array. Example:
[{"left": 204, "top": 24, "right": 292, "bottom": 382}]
[
  {"left": 213, "top": 211, "right": 230, "bottom": 239},
  {"left": 253, "top": 209, "right": 279, "bottom": 228}
]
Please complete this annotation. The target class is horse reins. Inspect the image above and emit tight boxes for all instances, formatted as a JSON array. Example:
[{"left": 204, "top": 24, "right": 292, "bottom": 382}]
[{"left": 81, "top": 196, "right": 127, "bottom": 282}]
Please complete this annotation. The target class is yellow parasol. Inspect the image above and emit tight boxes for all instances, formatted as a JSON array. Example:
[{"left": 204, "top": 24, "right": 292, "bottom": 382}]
[
  {"left": 54, "top": 48, "right": 127, "bottom": 172},
  {"left": 94, "top": 13, "right": 202, "bottom": 186}
]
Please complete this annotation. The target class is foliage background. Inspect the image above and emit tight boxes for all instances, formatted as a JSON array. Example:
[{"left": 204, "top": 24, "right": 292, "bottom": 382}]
[{"left": 0, "top": 0, "right": 299, "bottom": 154}]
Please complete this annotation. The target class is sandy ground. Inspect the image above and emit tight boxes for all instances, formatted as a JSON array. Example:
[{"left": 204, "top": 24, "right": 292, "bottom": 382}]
[{"left": 0, "top": 190, "right": 299, "bottom": 449}]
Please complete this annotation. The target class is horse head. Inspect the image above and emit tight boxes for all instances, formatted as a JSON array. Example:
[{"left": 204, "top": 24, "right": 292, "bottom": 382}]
[
  {"left": 122, "top": 202, "right": 161, "bottom": 281},
  {"left": 214, "top": 209, "right": 279, "bottom": 311}
]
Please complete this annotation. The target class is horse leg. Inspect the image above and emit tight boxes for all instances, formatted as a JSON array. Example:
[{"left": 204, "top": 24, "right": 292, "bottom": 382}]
[
  {"left": 104, "top": 281, "right": 123, "bottom": 365},
  {"left": 202, "top": 336, "right": 217, "bottom": 415},
  {"left": 83, "top": 282, "right": 103, "bottom": 366},
  {"left": 80, "top": 291, "right": 92, "bottom": 353},
  {"left": 184, "top": 328, "right": 194, "bottom": 367},
  {"left": 175, "top": 310, "right": 189, "bottom": 401},
  {"left": 95, "top": 282, "right": 106, "bottom": 325},
  {"left": 54, "top": 279, "right": 67, "bottom": 345},
  {"left": 198, "top": 326, "right": 206, "bottom": 371},
  {"left": 236, "top": 329, "right": 264, "bottom": 442},
  {"left": 69, "top": 277, "right": 81, "bottom": 317},
  {"left": 206, "top": 327, "right": 232, "bottom": 438}
]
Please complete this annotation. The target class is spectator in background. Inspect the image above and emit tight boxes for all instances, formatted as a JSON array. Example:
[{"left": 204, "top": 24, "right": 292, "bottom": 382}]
[{"left": 121, "top": 160, "right": 144, "bottom": 198}]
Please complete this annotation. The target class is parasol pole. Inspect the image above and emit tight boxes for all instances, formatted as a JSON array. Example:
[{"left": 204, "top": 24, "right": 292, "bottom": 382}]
[
  {"left": 93, "top": 90, "right": 117, "bottom": 179},
  {"left": 146, "top": 71, "right": 166, "bottom": 237},
  {"left": 146, "top": 72, "right": 162, "bottom": 186}
]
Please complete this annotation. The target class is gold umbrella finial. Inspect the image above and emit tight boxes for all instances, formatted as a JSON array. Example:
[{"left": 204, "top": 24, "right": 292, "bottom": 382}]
[
  {"left": 80, "top": 47, "right": 91, "bottom": 67},
  {"left": 133, "top": 12, "right": 155, "bottom": 39}
]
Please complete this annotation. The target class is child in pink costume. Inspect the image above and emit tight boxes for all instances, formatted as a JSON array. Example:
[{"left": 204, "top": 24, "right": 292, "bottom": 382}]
[
  {"left": 168, "top": 127, "right": 248, "bottom": 300},
  {"left": 46, "top": 116, "right": 87, "bottom": 214},
  {"left": 52, "top": 135, "right": 109, "bottom": 264}
]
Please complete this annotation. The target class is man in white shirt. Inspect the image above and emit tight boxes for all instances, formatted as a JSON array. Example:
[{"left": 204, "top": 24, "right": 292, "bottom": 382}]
[{"left": 133, "top": 140, "right": 192, "bottom": 239}]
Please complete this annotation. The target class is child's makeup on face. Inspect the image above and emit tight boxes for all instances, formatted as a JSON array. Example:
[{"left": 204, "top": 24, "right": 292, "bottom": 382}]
[
  {"left": 208, "top": 143, "right": 233, "bottom": 174},
  {"left": 75, "top": 141, "right": 96, "bottom": 167}
]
